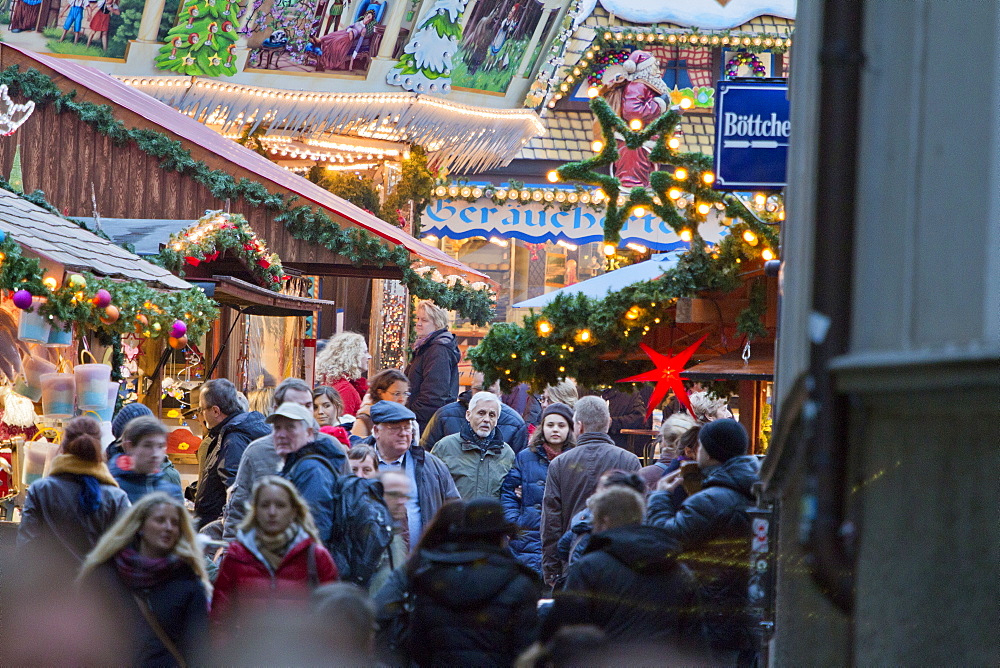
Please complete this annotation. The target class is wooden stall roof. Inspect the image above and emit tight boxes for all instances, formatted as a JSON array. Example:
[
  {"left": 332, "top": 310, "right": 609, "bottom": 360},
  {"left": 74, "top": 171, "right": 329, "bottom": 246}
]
[
  {"left": 0, "top": 44, "right": 486, "bottom": 283},
  {"left": 0, "top": 189, "right": 191, "bottom": 290},
  {"left": 192, "top": 276, "right": 335, "bottom": 317},
  {"left": 681, "top": 347, "right": 775, "bottom": 382}
]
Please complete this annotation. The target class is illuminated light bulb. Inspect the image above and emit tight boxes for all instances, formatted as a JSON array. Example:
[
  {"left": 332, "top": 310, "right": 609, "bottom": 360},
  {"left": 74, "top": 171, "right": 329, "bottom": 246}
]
[
  {"left": 472, "top": 187, "right": 483, "bottom": 198},
  {"left": 578, "top": 329, "right": 591, "bottom": 342},
  {"left": 761, "top": 248, "right": 776, "bottom": 261},
  {"left": 674, "top": 168, "right": 688, "bottom": 180},
  {"left": 668, "top": 137, "right": 681, "bottom": 149},
  {"left": 508, "top": 189, "right": 519, "bottom": 200},
  {"left": 754, "top": 193, "right": 767, "bottom": 207},
  {"left": 603, "top": 244, "right": 617, "bottom": 257},
  {"left": 460, "top": 187, "right": 472, "bottom": 197},
  {"left": 592, "top": 140, "right": 604, "bottom": 153},
  {"left": 587, "top": 86, "right": 600, "bottom": 98},
  {"left": 568, "top": 193, "right": 579, "bottom": 203},
  {"left": 668, "top": 188, "right": 683, "bottom": 200},
  {"left": 496, "top": 189, "right": 508, "bottom": 199},
  {"left": 547, "top": 170, "right": 560, "bottom": 183},
  {"left": 633, "top": 206, "right": 646, "bottom": 217},
  {"left": 448, "top": 186, "right": 459, "bottom": 197},
  {"left": 537, "top": 320, "right": 553, "bottom": 336},
  {"left": 702, "top": 172, "right": 715, "bottom": 185},
  {"left": 625, "top": 306, "right": 640, "bottom": 320},
  {"left": 679, "top": 98, "right": 693, "bottom": 109},
  {"left": 629, "top": 118, "right": 643, "bottom": 131},
  {"left": 42, "top": 276, "right": 58, "bottom": 291},
  {"left": 559, "top": 366, "right": 566, "bottom": 373},
  {"left": 579, "top": 193, "right": 591, "bottom": 204},
  {"left": 680, "top": 229, "right": 693, "bottom": 242},
  {"left": 697, "top": 203, "right": 712, "bottom": 215},
  {"left": 511, "top": 353, "right": 517, "bottom": 359},
  {"left": 743, "top": 230, "right": 758, "bottom": 244},
  {"left": 778, "top": 210, "right": 786, "bottom": 221}
]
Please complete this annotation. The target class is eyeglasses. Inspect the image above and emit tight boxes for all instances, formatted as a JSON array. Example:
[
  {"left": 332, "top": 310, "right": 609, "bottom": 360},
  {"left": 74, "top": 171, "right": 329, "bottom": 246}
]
[
  {"left": 380, "top": 422, "right": 413, "bottom": 433},
  {"left": 386, "top": 391, "right": 411, "bottom": 399}
]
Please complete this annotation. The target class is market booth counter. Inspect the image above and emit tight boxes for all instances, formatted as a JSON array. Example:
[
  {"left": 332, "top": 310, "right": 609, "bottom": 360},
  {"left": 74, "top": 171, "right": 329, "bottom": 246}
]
[{"left": 0, "top": 187, "right": 208, "bottom": 534}]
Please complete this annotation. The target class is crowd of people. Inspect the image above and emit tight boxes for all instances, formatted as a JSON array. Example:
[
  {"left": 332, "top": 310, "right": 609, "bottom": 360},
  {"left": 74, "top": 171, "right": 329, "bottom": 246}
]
[{"left": 6, "top": 300, "right": 762, "bottom": 666}]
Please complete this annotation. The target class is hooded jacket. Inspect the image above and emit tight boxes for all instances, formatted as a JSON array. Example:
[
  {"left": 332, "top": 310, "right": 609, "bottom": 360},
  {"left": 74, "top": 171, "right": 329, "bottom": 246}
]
[
  {"left": 280, "top": 438, "right": 346, "bottom": 544},
  {"left": 211, "top": 526, "right": 338, "bottom": 629},
  {"left": 374, "top": 543, "right": 541, "bottom": 667},
  {"left": 108, "top": 453, "right": 183, "bottom": 505},
  {"left": 16, "top": 455, "right": 130, "bottom": 567},
  {"left": 195, "top": 410, "right": 271, "bottom": 528},
  {"left": 501, "top": 441, "right": 569, "bottom": 574},
  {"left": 540, "top": 432, "right": 641, "bottom": 584},
  {"left": 406, "top": 328, "right": 460, "bottom": 431},
  {"left": 420, "top": 389, "right": 528, "bottom": 454},
  {"left": 222, "top": 432, "right": 349, "bottom": 541},
  {"left": 646, "top": 455, "right": 761, "bottom": 651},
  {"left": 545, "top": 524, "right": 700, "bottom": 644},
  {"left": 430, "top": 422, "right": 515, "bottom": 500}
]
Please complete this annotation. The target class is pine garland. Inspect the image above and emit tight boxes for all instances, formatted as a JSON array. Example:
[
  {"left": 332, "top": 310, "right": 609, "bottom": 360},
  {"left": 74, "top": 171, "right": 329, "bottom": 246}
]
[{"left": 0, "top": 66, "right": 496, "bottom": 325}]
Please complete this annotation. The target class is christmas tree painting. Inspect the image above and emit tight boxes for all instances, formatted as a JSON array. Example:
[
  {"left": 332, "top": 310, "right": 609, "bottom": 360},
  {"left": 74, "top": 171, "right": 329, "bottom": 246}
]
[
  {"left": 155, "top": 0, "right": 240, "bottom": 76},
  {"left": 386, "top": 0, "right": 468, "bottom": 93}
]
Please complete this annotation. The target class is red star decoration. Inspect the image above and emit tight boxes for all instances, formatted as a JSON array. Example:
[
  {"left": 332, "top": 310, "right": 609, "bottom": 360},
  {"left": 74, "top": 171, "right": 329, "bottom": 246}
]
[{"left": 616, "top": 334, "right": 708, "bottom": 419}]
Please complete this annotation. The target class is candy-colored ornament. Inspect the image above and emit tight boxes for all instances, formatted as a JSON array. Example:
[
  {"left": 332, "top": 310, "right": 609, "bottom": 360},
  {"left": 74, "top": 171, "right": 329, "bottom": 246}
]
[
  {"left": 93, "top": 289, "right": 112, "bottom": 308},
  {"left": 68, "top": 274, "right": 87, "bottom": 290},
  {"left": 12, "top": 289, "right": 33, "bottom": 309},
  {"left": 168, "top": 335, "right": 189, "bottom": 349},
  {"left": 101, "top": 304, "right": 120, "bottom": 324},
  {"left": 152, "top": 322, "right": 162, "bottom": 332},
  {"left": 170, "top": 320, "right": 187, "bottom": 338}
]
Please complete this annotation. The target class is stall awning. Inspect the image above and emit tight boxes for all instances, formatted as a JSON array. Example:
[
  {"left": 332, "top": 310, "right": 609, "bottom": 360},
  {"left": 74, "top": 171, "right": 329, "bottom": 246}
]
[
  {"left": 192, "top": 276, "right": 334, "bottom": 317},
  {"left": 514, "top": 252, "right": 681, "bottom": 309},
  {"left": 0, "top": 189, "right": 191, "bottom": 290},
  {"left": 680, "top": 347, "right": 774, "bottom": 382},
  {"left": 0, "top": 44, "right": 487, "bottom": 283}
]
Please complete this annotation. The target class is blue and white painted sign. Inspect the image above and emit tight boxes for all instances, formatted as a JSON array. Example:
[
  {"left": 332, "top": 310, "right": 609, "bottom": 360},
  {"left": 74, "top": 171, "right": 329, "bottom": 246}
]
[
  {"left": 714, "top": 80, "right": 790, "bottom": 190},
  {"left": 421, "top": 198, "right": 727, "bottom": 251}
]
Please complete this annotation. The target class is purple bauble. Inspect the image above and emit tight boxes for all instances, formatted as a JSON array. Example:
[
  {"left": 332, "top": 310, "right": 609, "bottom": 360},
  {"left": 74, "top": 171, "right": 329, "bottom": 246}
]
[
  {"left": 170, "top": 320, "right": 187, "bottom": 338},
  {"left": 12, "top": 289, "right": 33, "bottom": 310},
  {"left": 94, "top": 289, "right": 112, "bottom": 308}
]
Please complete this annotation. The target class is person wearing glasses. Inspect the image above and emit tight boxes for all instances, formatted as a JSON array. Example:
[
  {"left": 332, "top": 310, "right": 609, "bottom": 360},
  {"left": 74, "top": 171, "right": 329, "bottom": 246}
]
[
  {"left": 370, "top": 401, "right": 458, "bottom": 547},
  {"left": 352, "top": 369, "right": 410, "bottom": 439}
]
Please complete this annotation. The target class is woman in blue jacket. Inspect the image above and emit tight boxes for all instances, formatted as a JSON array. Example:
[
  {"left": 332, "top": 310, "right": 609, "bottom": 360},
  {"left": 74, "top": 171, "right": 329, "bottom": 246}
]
[{"left": 501, "top": 403, "right": 575, "bottom": 574}]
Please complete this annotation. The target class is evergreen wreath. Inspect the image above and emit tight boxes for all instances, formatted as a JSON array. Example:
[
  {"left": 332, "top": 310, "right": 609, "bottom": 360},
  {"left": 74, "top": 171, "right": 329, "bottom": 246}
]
[
  {"left": 0, "top": 66, "right": 496, "bottom": 325},
  {"left": 725, "top": 51, "right": 767, "bottom": 78}
]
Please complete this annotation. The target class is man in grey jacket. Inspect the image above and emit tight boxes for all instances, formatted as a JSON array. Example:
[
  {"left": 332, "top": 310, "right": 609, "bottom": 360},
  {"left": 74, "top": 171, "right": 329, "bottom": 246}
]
[
  {"left": 220, "top": 378, "right": 348, "bottom": 541},
  {"left": 540, "top": 395, "right": 641, "bottom": 586}
]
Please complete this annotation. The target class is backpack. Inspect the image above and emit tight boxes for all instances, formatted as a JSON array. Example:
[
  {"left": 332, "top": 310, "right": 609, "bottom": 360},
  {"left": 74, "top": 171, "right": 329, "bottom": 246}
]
[{"left": 290, "top": 455, "right": 394, "bottom": 588}]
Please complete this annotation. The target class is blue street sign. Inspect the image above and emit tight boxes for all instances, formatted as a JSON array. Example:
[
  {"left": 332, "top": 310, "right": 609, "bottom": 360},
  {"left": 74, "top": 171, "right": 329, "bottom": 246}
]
[{"left": 713, "top": 80, "right": 790, "bottom": 190}]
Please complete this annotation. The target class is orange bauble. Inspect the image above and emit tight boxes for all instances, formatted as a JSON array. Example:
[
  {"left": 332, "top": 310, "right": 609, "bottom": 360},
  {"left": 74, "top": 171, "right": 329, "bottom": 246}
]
[{"left": 100, "top": 304, "right": 120, "bottom": 324}]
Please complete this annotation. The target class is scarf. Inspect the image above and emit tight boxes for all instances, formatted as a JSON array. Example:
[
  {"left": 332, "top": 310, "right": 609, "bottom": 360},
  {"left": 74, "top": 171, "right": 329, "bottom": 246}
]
[
  {"left": 49, "top": 453, "right": 118, "bottom": 516},
  {"left": 113, "top": 545, "right": 184, "bottom": 590},
  {"left": 411, "top": 328, "right": 445, "bottom": 352},
  {"left": 459, "top": 420, "right": 504, "bottom": 452},
  {"left": 255, "top": 524, "right": 300, "bottom": 571},
  {"left": 542, "top": 443, "right": 563, "bottom": 462}
]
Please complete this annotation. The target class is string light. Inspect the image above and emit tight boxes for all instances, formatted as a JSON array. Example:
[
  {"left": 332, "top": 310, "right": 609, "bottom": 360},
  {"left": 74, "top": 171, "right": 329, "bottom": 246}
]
[
  {"left": 761, "top": 248, "right": 775, "bottom": 261},
  {"left": 697, "top": 203, "right": 712, "bottom": 215},
  {"left": 603, "top": 244, "right": 617, "bottom": 257},
  {"left": 743, "top": 230, "right": 758, "bottom": 245},
  {"left": 674, "top": 168, "right": 688, "bottom": 180},
  {"left": 576, "top": 329, "right": 592, "bottom": 343},
  {"left": 592, "top": 140, "right": 604, "bottom": 153},
  {"left": 680, "top": 229, "right": 693, "bottom": 242},
  {"left": 629, "top": 119, "right": 643, "bottom": 131},
  {"left": 547, "top": 170, "right": 560, "bottom": 183},
  {"left": 702, "top": 172, "right": 715, "bottom": 185},
  {"left": 633, "top": 206, "right": 646, "bottom": 217},
  {"left": 537, "top": 320, "right": 553, "bottom": 336}
]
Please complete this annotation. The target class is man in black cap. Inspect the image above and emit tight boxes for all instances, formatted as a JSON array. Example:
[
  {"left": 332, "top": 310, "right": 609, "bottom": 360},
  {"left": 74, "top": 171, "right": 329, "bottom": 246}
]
[
  {"left": 646, "top": 418, "right": 760, "bottom": 666},
  {"left": 370, "top": 400, "right": 459, "bottom": 545}
]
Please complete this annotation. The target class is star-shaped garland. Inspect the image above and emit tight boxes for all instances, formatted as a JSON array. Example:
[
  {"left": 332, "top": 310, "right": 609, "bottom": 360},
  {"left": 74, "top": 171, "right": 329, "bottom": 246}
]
[
  {"left": 555, "top": 97, "right": 727, "bottom": 245},
  {"left": 617, "top": 334, "right": 708, "bottom": 419}
]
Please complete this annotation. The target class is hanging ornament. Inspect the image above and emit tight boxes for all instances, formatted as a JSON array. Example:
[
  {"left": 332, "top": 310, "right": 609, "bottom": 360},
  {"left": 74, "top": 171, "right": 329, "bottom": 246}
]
[
  {"left": 101, "top": 304, "right": 120, "bottom": 324},
  {"left": 12, "top": 289, "right": 33, "bottom": 309},
  {"left": 93, "top": 289, "right": 112, "bottom": 308},
  {"left": 170, "top": 320, "right": 187, "bottom": 338},
  {"left": 67, "top": 274, "right": 87, "bottom": 290},
  {"left": 616, "top": 334, "right": 708, "bottom": 419},
  {"left": 168, "top": 335, "right": 189, "bottom": 349}
]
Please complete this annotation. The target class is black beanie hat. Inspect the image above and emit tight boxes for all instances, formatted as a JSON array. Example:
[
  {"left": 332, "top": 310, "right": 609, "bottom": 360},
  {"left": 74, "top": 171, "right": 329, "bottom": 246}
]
[
  {"left": 540, "top": 402, "right": 574, "bottom": 427},
  {"left": 698, "top": 418, "right": 748, "bottom": 462}
]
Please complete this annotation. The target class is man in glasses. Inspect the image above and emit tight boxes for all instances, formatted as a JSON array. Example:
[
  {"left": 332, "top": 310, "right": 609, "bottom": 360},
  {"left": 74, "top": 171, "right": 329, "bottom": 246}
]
[{"left": 370, "top": 401, "right": 459, "bottom": 546}]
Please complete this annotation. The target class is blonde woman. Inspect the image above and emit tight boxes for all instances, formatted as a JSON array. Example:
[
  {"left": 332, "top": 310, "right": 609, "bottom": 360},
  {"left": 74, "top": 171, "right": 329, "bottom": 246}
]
[
  {"left": 689, "top": 391, "right": 733, "bottom": 424},
  {"left": 78, "top": 493, "right": 209, "bottom": 667},
  {"left": 315, "top": 332, "right": 371, "bottom": 418},
  {"left": 211, "top": 477, "right": 337, "bottom": 638},
  {"left": 406, "top": 300, "right": 460, "bottom": 431},
  {"left": 541, "top": 380, "right": 579, "bottom": 409}
]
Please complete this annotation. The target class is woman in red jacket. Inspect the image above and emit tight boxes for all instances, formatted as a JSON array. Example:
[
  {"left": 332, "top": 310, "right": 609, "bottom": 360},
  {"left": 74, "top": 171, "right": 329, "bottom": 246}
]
[
  {"left": 314, "top": 331, "right": 371, "bottom": 418},
  {"left": 212, "top": 476, "right": 338, "bottom": 638}
]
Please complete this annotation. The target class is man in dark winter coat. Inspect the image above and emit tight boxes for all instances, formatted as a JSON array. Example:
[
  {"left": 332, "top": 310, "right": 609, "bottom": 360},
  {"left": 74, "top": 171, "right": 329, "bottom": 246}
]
[
  {"left": 646, "top": 418, "right": 761, "bottom": 665},
  {"left": 195, "top": 379, "right": 270, "bottom": 529},
  {"left": 273, "top": 402, "right": 344, "bottom": 544},
  {"left": 544, "top": 486, "right": 701, "bottom": 650},
  {"left": 371, "top": 400, "right": 459, "bottom": 544},
  {"left": 541, "top": 396, "right": 641, "bottom": 586},
  {"left": 406, "top": 301, "right": 461, "bottom": 431},
  {"left": 374, "top": 498, "right": 541, "bottom": 666},
  {"left": 421, "top": 380, "right": 528, "bottom": 453}
]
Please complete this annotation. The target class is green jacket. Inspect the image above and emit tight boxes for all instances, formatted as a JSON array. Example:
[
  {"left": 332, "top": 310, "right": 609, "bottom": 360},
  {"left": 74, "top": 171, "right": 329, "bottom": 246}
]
[{"left": 430, "top": 428, "right": 515, "bottom": 501}]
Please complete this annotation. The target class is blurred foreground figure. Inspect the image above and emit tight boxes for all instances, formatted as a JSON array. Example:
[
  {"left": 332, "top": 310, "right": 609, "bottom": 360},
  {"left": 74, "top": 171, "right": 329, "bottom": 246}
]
[{"left": 78, "top": 493, "right": 210, "bottom": 666}]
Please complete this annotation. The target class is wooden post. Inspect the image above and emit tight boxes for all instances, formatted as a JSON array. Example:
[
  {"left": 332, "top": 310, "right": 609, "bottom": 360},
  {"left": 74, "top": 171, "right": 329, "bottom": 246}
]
[{"left": 738, "top": 379, "right": 761, "bottom": 453}]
